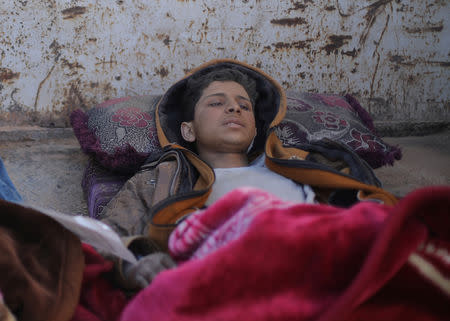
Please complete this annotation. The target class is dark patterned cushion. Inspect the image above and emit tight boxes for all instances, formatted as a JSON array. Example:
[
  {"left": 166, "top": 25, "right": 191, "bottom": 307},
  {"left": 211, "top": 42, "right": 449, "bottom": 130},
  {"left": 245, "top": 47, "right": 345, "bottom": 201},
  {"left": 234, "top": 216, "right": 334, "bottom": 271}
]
[
  {"left": 276, "top": 92, "right": 401, "bottom": 168},
  {"left": 70, "top": 95, "right": 162, "bottom": 173},
  {"left": 81, "top": 158, "right": 131, "bottom": 219},
  {"left": 72, "top": 92, "right": 401, "bottom": 176}
]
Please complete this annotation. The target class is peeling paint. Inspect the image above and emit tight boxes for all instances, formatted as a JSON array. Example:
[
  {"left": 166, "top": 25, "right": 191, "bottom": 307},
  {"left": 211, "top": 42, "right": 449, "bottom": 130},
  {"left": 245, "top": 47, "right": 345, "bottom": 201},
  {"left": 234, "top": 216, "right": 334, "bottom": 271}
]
[
  {"left": 287, "top": 3, "right": 307, "bottom": 13},
  {"left": 270, "top": 17, "right": 307, "bottom": 26},
  {"left": 0, "top": 68, "right": 20, "bottom": 82},
  {"left": 322, "top": 35, "right": 352, "bottom": 55},
  {"left": 342, "top": 49, "right": 358, "bottom": 57},
  {"left": 273, "top": 40, "right": 311, "bottom": 50},
  {"left": 61, "top": 6, "right": 87, "bottom": 19},
  {"left": 155, "top": 66, "right": 169, "bottom": 78},
  {"left": 404, "top": 23, "right": 444, "bottom": 34}
]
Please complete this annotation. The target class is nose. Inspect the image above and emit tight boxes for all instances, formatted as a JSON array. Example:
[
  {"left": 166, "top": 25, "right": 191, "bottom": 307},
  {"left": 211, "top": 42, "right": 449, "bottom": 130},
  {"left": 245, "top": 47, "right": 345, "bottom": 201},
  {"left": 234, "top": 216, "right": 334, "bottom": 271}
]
[{"left": 226, "top": 101, "right": 241, "bottom": 114}]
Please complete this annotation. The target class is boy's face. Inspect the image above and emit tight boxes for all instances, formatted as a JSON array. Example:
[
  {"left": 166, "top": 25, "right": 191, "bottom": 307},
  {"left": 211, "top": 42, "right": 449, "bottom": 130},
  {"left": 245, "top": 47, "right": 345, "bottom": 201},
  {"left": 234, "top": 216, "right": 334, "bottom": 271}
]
[{"left": 181, "top": 81, "right": 257, "bottom": 155}]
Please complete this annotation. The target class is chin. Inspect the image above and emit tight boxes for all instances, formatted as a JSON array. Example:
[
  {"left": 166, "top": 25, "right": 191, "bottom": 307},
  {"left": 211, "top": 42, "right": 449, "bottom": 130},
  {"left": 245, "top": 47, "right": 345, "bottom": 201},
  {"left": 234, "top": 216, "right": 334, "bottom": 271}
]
[{"left": 223, "top": 141, "right": 253, "bottom": 152}]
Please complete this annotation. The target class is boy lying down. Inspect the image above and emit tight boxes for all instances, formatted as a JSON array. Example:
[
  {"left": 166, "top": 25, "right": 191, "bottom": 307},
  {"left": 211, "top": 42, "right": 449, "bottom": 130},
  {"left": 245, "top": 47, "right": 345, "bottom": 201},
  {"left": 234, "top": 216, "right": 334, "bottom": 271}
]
[{"left": 100, "top": 59, "right": 396, "bottom": 290}]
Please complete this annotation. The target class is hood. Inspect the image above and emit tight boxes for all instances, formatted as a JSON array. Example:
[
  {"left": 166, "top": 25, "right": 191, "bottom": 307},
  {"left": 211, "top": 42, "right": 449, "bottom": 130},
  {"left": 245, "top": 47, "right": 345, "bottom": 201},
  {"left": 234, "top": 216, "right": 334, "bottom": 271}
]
[{"left": 155, "top": 59, "right": 286, "bottom": 154}]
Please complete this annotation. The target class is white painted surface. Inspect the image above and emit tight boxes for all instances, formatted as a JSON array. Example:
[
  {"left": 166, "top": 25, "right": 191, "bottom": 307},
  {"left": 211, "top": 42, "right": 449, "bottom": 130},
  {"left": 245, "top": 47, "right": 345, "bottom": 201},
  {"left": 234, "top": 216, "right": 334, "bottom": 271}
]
[{"left": 0, "top": 0, "right": 448, "bottom": 126}]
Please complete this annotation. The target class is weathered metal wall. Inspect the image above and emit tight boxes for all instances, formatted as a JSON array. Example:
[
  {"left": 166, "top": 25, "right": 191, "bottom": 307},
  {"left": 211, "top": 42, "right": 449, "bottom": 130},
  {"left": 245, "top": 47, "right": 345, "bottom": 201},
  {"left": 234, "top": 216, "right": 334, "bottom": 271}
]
[{"left": 1, "top": 0, "right": 448, "bottom": 127}]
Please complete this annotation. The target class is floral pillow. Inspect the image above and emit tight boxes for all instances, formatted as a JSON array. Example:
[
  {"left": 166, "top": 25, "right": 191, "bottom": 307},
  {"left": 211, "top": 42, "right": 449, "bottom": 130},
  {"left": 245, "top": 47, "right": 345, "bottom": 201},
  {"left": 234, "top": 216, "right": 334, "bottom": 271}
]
[
  {"left": 275, "top": 92, "right": 402, "bottom": 168},
  {"left": 70, "top": 95, "right": 162, "bottom": 173}
]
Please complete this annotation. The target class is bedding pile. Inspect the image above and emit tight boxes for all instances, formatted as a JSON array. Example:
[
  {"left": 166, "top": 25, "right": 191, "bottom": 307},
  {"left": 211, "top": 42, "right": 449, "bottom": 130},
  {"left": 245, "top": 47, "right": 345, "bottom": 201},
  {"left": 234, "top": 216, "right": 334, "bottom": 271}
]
[
  {"left": 119, "top": 186, "right": 450, "bottom": 321},
  {"left": 0, "top": 185, "right": 449, "bottom": 321}
]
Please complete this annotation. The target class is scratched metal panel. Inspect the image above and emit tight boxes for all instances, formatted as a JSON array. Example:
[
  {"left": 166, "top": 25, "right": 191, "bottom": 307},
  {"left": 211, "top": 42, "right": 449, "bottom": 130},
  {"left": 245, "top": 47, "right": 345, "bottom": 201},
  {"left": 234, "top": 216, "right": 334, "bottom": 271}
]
[{"left": 0, "top": 0, "right": 448, "bottom": 126}]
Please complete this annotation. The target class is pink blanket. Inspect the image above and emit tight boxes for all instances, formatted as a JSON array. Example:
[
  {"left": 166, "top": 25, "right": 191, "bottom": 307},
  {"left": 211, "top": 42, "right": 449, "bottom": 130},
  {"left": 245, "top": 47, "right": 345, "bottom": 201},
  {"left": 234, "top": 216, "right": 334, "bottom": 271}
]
[{"left": 120, "top": 186, "right": 450, "bottom": 321}]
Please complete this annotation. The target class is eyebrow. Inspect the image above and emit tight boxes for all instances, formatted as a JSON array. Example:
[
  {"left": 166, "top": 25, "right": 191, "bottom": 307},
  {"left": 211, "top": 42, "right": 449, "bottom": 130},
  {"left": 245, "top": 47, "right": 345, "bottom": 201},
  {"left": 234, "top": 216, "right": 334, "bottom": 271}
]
[{"left": 204, "top": 93, "right": 251, "bottom": 102}]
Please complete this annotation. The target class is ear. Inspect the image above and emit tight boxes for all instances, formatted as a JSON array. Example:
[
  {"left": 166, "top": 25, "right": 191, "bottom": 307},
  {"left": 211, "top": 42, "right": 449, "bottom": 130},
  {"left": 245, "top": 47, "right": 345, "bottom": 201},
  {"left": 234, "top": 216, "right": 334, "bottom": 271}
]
[{"left": 180, "top": 121, "right": 196, "bottom": 142}]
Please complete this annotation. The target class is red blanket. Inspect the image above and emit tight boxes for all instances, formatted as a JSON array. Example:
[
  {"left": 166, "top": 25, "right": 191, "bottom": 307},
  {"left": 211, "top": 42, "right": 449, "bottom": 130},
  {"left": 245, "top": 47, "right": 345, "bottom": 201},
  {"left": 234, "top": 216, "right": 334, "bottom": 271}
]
[
  {"left": 70, "top": 244, "right": 129, "bottom": 321},
  {"left": 120, "top": 186, "right": 450, "bottom": 321}
]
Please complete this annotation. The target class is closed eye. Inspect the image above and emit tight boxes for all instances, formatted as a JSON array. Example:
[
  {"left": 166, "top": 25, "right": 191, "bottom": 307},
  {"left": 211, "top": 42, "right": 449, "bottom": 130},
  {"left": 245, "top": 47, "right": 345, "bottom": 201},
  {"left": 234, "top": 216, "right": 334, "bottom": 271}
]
[{"left": 208, "top": 101, "right": 223, "bottom": 107}]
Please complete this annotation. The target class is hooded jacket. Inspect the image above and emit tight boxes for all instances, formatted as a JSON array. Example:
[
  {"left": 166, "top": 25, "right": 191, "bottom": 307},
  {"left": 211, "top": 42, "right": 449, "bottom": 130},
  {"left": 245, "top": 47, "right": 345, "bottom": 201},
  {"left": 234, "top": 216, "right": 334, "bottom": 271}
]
[{"left": 101, "top": 59, "right": 397, "bottom": 254}]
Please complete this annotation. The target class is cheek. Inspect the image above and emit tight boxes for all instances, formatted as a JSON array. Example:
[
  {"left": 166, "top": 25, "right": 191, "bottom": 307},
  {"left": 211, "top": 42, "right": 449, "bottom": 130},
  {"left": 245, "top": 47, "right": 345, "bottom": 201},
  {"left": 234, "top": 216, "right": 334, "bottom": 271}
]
[
  {"left": 196, "top": 108, "right": 221, "bottom": 124},
  {"left": 193, "top": 110, "right": 219, "bottom": 134},
  {"left": 248, "top": 116, "right": 257, "bottom": 133}
]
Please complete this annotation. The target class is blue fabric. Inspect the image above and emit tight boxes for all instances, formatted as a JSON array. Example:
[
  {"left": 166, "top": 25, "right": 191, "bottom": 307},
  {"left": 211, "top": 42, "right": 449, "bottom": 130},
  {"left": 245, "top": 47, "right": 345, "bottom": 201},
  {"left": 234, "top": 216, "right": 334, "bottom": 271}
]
[{"left": 0, "top": 157, "right": 23, "bottom": 203}]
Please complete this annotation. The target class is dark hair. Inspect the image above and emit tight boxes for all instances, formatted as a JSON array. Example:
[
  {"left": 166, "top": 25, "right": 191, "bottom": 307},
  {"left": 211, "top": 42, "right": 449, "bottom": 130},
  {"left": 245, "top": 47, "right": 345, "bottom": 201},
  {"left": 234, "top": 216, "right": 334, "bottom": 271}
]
[{"left": 183, "top": 67, "right": 258, "bottom": 121}]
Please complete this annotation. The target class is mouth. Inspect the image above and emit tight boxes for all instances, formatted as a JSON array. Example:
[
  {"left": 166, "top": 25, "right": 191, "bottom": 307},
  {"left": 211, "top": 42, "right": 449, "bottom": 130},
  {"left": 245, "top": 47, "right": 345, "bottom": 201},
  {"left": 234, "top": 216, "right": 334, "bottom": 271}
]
[{"left": 223, "top": 119, "right": 245, "bottom": 128}]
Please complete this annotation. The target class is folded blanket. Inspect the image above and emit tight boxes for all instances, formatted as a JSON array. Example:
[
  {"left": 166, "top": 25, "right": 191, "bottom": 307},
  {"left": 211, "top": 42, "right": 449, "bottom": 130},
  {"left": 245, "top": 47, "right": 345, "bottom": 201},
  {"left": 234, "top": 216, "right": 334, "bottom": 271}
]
[
  {"left": 0, "top": 200, "right": 84, "bottom": 321},
  {"left": 120, "top": 186, "right": 450, "bottom": 321}
]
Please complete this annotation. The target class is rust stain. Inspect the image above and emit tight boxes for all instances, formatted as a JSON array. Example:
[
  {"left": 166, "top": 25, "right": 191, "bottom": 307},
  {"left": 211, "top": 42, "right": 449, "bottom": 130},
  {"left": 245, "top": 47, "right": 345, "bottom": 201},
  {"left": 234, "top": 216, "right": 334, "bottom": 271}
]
[
  {"left": 360, "top": 0, "right": 393, "bottom": 45},
  {"left": 404, "top": 23, "right": 444, "bottom": 34},
  {"left": 287, "top": 2, "right": 307, "bottom": 13},
  {"left": 34, "top": 63, "right": 57, "bottom": 111},
  {"left": 61, "top": 59, "right": 85, "bottom": 70},
  {"left": 163, "top": 35, "right": 171, "bottom": 46},
  {"left": 155, "top": 66, "right": 169, "bottom": 78},
  {"left": 321, "top": 35, "right": 352, "bottom": 55},
  {"left": 389, "top": 55, "right": 450, "bottom": 67},
  {"left": 103, "top": 82, "right": 114, "bottom": 93},
  {"left": 389, "top": 55, "right": 414, "bottom": 66},
  {"left": 0, "top": 68, "right": 20, "bottom": 82},
  {"left": 61, "top": 6, "right": 87, "bottom": 19},
  {"left": 49, "top": 40, "right": 62, "bottom": 62},
  {"left": 365, "top": 0, "right": 393, "bottom": 19},
  {"left": 342, "top": 49, "right": 358, "bottom": 57},
  {"left": 156, "top": 33, "right": 172, "bottom": 46},
  {"left": 272, "top": 40, "right": 311, "bottom": 50},
  {"left": 270, "top": 17, "right": 307, "bottom": 26},
  {"left": 63, "top": 82, "right": 86, "bottom": 112},
  {"left": 95, "top": 56, "right": 117, "bottom": 67}
]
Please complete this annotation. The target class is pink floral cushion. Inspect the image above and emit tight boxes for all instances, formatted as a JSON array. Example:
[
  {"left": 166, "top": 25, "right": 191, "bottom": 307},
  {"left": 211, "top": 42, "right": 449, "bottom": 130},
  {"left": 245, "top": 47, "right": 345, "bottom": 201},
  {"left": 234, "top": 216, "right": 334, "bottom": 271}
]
[
  {"left": 70, "top": 95, "right": 162, "bottom": 173},
  {"left": 276, "top": 92, "right": 401, "bottom": 168}
]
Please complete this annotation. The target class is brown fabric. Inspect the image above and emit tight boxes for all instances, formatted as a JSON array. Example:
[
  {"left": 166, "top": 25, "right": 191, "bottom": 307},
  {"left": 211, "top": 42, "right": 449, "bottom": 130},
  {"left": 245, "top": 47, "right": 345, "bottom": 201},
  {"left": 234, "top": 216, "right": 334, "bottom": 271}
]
[
  {"left": 99, "top": 162, "right": 169, "bottom": 236},
  {"left": 147, "top": 225, "right": 177, "bottom": 252},
  {"left": 0, "top": 200, "right": 84, "bottom": 321}
]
